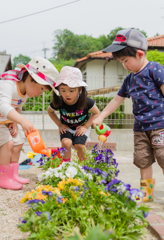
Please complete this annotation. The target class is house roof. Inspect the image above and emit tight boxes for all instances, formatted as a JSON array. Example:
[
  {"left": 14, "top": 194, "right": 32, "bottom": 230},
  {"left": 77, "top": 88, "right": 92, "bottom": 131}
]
[
  {"left": 0, "top": 52, "right": 12, "bottom": 74},
  {"left": 147, "top": 35, "right": 164, "bottom": 47},
  {"left": 73, "top": 51, "right": 113, "bottom": 68},
  {"left": 74, "top": 35, "right": 164, "bottom": 68}
]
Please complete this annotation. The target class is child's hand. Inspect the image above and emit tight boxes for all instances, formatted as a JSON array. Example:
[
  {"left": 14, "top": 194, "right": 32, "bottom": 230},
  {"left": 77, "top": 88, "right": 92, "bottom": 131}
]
[
  {"left": 92, "top": 117, "right": 104, "bottom": 129},
  {"left": 8, "top": 123, "right": 18, "bottom": 138},
  {"left": 59, "top": 124, "right": 69, "bottom": 134},
  {"left": 20, "top": 119, "right": 36, "bottom": 137},
  {"left": 76, "top": 126, "right": 87, "bottom": 136}
]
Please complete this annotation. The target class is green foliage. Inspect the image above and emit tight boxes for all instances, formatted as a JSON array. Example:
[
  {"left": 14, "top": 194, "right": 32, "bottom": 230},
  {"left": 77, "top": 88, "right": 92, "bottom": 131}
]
[
  {"left": 12, "top": 54, "right": 31, "bottom": 69},
  {"left": 52, "top": 29, "right": 103, "bottom": 60},
  {"left": 22, "top": 91, "right": 52, "bottom": 111},
  {"left": 147, "top": 50, "right": 164, "bottom": 66},
  {"left": 50, "top": 58, "right": 75, "bottom": 72},
  {"left": 18, "top": 180, "right": 148, "bottom": 240}
]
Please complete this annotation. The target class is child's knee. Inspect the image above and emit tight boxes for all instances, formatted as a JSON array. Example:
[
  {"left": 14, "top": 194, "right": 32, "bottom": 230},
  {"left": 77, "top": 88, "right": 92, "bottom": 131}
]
[
  {"left": 5, "top": 140, "right": 14, "bottom": 151},
  {"left": 61, "top": 138, "right": 72, "bottom": 148},
  {"left": 14, "top": 144, "right": 23, "bottom": 153},
  {"left": 74, "top": 144, "right": 85, "bottom": 151}
]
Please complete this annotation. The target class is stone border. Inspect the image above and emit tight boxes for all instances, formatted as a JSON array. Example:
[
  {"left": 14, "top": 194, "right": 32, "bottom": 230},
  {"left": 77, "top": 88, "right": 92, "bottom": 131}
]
[{"left": 146, "top": 210, "right": 164, "bottom": 239}]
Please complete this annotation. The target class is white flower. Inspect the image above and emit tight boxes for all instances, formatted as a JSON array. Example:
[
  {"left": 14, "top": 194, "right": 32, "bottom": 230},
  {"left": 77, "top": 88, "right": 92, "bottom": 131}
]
[
  {"left": 57, "top": 165, "right": 62, "bottom": 170},
  {"left": 65, "top": 166, "right": 77, "bottom": 178},
  {"left": 54, "top": 172, "right": 60, "bottom": 178},
  {"left": 87, "top": 173, "right": 93, "bottom": 180},
  {"left": 44, "top": 171, "right": 51, "bottom": 178},
  {"left": 47, "top": 168, "right": 54, "bottom": 173},
  {"left": 58, "top": 172, "right": 64, "bottom": 179},
  {"left": 80, "top": 169, "right": 86, "bottom": 175},
  {"left": 37, "top": 174, "right": 43, "bottom": 181}
]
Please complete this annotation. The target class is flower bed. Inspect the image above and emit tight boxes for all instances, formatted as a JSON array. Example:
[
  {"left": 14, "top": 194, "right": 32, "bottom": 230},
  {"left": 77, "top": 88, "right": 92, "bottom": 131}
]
[{"left": 18, "top": 145, "right": 149, "bottom": 240}]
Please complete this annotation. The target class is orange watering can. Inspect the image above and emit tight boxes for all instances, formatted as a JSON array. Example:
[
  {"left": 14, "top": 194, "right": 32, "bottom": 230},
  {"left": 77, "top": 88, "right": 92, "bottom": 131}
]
[{"left": 27, "top": 129, "right": 51, "bottom": 157}]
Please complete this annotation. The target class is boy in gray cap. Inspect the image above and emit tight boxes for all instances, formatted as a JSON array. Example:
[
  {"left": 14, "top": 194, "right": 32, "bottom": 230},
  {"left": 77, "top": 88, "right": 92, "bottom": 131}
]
[{"left": 93, "top": 28, "right": 164, "bottom": 202}]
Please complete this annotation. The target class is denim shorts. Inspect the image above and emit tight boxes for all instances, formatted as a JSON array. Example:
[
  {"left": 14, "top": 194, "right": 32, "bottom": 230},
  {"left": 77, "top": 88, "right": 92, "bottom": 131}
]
[
  {"left": 134, "top": 128, "right": 164, "bottom": 169},
  {"left": 60, "top": 130, "right": 87, "bottom": 146}
]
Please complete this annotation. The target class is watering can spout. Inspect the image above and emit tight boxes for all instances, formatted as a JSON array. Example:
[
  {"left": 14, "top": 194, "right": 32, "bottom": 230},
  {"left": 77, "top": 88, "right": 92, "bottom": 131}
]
[
  {"left": 96, "top": 123, "right": 111, "bottom": 143},
  {"left": 40, "top": 149, "right": 51, "bottom": 157}
]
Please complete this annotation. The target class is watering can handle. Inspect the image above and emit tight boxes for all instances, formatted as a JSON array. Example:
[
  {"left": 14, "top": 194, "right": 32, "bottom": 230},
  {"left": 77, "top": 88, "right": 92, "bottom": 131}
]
[
  {"left": 26, "top": 129, "right": 37, "bottom": 137},
  {"left": 95, "top": 123, "right": 108, "bottom": 135}
]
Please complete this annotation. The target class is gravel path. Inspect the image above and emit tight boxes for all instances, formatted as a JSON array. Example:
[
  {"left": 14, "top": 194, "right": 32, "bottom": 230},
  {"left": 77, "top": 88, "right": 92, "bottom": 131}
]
[{"left": 0, "top": 165, "right": 160, "bottom": 240}]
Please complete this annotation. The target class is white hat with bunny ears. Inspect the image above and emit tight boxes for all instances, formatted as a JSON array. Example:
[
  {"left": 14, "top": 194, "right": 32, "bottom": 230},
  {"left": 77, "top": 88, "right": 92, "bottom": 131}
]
[
  {"left": 55, "top": 66, "right": 87, "bottom": 89},
  {"left": 16, "top": 56, "right": 59, "bottom": 92}
]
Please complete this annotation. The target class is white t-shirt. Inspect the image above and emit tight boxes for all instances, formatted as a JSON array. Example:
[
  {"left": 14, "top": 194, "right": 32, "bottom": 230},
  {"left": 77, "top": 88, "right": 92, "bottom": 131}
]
[{"left": 0, "top": 80, "right": 28, "bottom": 124}]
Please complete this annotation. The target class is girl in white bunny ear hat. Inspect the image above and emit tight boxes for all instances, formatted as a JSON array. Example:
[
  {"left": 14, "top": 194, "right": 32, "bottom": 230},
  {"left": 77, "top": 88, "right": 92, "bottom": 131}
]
[{"left": 48, "top": 66, "right": 99, "bottom": 162}]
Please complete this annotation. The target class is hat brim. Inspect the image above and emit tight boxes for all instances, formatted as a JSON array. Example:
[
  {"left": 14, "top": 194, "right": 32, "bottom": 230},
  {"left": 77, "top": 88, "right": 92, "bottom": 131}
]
[
  {"left": 16, "top": 63, "right": 56, "bottom": 92},
  {"left": 55, "top": 79, "right": 87, "bottom": 89},
  {"left": 103, "top": 44, "right": 127, "bottom": 53}
]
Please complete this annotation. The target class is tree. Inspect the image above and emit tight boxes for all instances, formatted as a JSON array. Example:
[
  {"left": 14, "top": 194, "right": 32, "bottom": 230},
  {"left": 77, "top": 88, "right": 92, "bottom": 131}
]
[
  {"left": 52, "top": 29, "right": 103, "bottom": 60},
  {"left": 12, "top": 54, "right": 31, "bottom": 69}
]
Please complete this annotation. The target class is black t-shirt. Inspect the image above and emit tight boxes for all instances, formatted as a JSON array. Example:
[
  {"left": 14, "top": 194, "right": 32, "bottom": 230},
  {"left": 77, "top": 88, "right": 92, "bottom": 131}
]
[{"left": 50, "top": 97, "right": 95, "bottom": 130}]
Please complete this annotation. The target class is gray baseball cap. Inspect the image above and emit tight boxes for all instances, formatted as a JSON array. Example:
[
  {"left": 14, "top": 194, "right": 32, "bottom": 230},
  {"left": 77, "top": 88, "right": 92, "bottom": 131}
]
[{"left": 103, "top": 28, "right": 148, "bottom": 53}]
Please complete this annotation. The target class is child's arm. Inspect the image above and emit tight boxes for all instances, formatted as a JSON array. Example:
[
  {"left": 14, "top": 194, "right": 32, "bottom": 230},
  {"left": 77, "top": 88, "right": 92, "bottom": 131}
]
[
  {"left": 7, "top": 109, "right": 35, "bottom": 136},
  {"left": 92, "top": 95, "right": 125, "bottom": 128},
  {"left": 47, "top": 106, "right": 69, "bottom": 134},
  {"left": 76, "top": 105, "right": 99, "bottom": 136}
]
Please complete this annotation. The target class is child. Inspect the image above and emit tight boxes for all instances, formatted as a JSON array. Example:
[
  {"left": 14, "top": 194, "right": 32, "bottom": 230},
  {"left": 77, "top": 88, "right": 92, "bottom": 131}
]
[
  {"left": 93, "top": 28, "right": 164, "bottom": 202},
  {"left": 0, "top": 56, "right": 59, "bottom": 190},
  {"left": 48, "top": 66, "right": 99, "bottom": 161}
]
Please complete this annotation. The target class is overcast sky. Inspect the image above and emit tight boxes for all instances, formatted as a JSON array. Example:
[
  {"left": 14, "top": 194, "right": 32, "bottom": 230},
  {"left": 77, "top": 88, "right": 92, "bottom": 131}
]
[{"left": 1, "top": 0, "right": 164, "bottom": 62}]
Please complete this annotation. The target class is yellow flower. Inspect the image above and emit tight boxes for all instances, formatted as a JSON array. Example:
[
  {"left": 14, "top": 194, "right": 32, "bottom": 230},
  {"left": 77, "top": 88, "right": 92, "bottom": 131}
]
[
  {"left": 52, "top": 188, "right": 61, "bottom": 195},
  {"left": 35, "top": 192, "right": 47, "bottom": 200},
  {"left": 62, "top": 198, "right": 68, "bottom": 203},
  {"left": 27, "top": 152, "right": 37, "bottom": 160},
  {"left": 20, "top": 198, "right": 26, "bottom": 203}
]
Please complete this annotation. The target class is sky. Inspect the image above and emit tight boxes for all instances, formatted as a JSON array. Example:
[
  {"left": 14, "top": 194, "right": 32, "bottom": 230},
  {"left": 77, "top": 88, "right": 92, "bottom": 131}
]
[{"left": 1, "top": 0, "right": 164, "bottom": 62}]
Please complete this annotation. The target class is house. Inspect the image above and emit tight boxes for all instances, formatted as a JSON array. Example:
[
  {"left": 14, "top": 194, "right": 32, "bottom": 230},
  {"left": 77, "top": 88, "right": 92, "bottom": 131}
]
[
  {"left": 147, "top": 35, "right": 164, "bottom": 52},
  {"left": 73, "top": 51, "right": 131, "bottom": 121},
  {"left": 73, "top": 50, "right": 128, "bottom": 92},
  {"left": 0, "top": 51, "right": 12, "bottom": 75}
]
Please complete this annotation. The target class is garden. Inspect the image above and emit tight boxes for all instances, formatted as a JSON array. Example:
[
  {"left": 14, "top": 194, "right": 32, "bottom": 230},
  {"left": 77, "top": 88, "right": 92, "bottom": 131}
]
[{"left": 17, "top": 145, "right": 149, "bottom": 240}]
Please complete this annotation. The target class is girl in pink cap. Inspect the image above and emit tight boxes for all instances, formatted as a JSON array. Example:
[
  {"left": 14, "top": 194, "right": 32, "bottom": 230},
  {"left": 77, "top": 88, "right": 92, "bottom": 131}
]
[
  {"left": 0, "top": 56, "right": 59, "bottom": 190},
  {"left": 48, "top": 66, "right": 99, "bottom": 162}
]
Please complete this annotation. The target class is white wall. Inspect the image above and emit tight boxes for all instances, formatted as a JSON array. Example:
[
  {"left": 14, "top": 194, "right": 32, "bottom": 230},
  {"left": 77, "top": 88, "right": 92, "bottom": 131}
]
[{"left": 81, "top": 59, "right": 128, "bottom": 92}]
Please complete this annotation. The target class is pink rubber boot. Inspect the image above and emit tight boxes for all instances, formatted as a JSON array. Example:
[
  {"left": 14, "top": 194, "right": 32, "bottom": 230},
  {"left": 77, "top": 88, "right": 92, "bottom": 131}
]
[
  {"left": 0, "top": 164, "right": 23, "bottom": 190},
  {"left": 10, "top": 162, "right": 29, "bottom": 184}
]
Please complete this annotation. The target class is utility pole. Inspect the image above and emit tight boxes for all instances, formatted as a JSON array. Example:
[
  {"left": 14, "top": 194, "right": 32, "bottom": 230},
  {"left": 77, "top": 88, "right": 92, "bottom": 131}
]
[{"left": 42, "top": 42, "right": 50, "bottom": 59}]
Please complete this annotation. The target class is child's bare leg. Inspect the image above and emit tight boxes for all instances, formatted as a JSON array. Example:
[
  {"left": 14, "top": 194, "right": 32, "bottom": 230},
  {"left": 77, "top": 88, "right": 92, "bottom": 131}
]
[
  {"left": 74, "top": 144, "right": 86, "bottom": 161},
  {"left": 0, "top": 140, "right": 14, "bottom": 165},
  {"left": 162, "top": 169, "right": 164, "bottom": 174},
  {"left": 10, "top": 144, "right": 23, "bottom": 163},
  {"left": 140, "top": 165, "right": 153, "bottom": 180},
  {"left": 61, "top": 138, "right": 72, "bottom": 159}
]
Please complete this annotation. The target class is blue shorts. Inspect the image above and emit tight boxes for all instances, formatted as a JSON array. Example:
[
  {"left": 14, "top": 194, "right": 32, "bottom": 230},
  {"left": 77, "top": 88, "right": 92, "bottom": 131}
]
[{"left": 60, "top": 131, "right": 87, "bottom": 145}]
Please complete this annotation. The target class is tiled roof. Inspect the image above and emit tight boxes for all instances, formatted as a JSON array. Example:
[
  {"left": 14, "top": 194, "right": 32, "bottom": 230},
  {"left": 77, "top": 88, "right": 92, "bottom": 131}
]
[
  {"left": 75, "top": 51, "right": 113, "bottom": 62},
  {"left": 74, "top": 50, "right": 113, "bottom": 67},
  {"left": 147, "top": 35, "right": 164, "bottom": 46}
]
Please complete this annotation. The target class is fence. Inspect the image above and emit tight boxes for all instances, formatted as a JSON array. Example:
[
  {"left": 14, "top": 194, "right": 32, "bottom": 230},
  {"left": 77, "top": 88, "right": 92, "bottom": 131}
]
[{"left": 22, "top": 78, "right": 134, "bottom": 130}]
